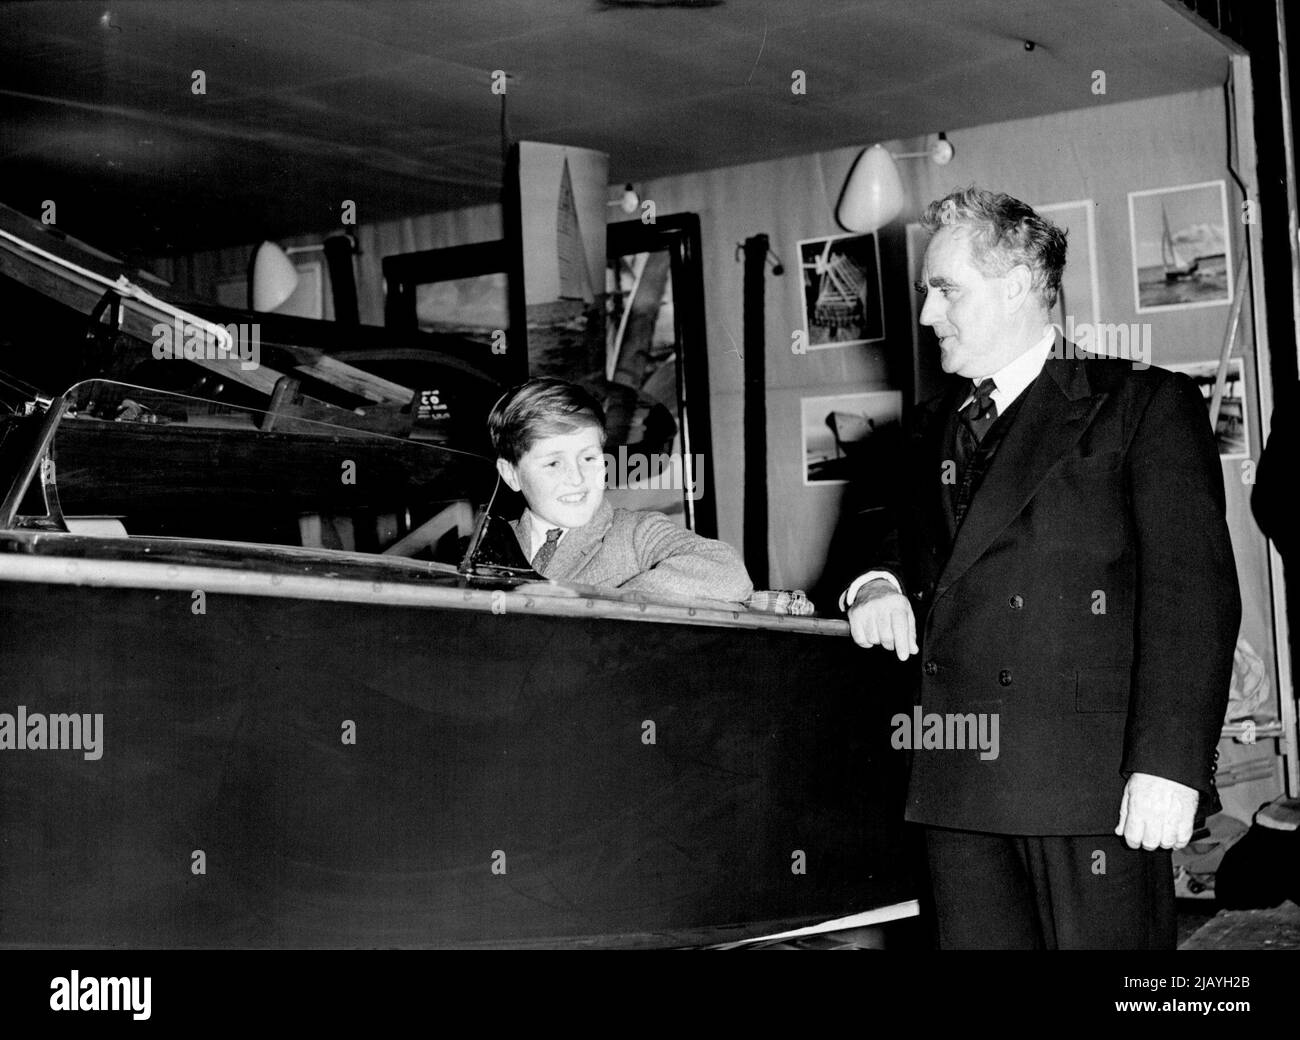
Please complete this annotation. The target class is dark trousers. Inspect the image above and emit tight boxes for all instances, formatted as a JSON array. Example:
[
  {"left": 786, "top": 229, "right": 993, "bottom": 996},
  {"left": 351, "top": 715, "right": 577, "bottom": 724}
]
[{"left": 924, "top": 826, "right": 1176, "bottom": 950}]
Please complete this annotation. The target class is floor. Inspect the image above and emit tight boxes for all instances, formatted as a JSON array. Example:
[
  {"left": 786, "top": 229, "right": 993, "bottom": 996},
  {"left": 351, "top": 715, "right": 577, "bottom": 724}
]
[
  {"left": 1176, "top": 900, "right": 1221, "bottom": 946},
  {"left": 743, "top": 900, "right": 1299, "bottom": 949},
  {"left": 1179, "top": 900, "right": 1300, "bottom": 950}
]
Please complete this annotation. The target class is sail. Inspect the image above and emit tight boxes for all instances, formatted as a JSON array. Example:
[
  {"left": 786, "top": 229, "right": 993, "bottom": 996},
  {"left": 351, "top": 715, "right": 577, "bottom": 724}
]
[
  {"left": 556, "top": 157, "right": 594, "bottom": 303},
  {"left": 1161, "top": 205, "right": 1197, "bottom": 275}
]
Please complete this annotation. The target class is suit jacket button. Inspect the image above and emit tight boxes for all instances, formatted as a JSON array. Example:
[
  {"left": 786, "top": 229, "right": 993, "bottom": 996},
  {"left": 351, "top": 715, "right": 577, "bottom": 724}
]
[
  {"left": 1009, "top": 594, "right": 1024, "bottom": 610},
  {"left": 914, "top": 589, "right": 926, "bottom": 601},
  {"left": 998, "top": 669, "right": 1013, "bottom": 686},
  {"left": 924, "top": 660, "right": 938, "bottom": 676}
]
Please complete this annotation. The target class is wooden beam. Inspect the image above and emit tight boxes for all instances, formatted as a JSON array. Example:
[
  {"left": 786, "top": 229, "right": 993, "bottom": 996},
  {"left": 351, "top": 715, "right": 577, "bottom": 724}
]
[
  {"left": 1, "top": 236, "right": 417, "bottom": 406},
  {"left": 0, "top": 240, "right": 282, "bottom": 396},
  {"left": 278, "top": 348, "right": 413, "bottom": 404}
]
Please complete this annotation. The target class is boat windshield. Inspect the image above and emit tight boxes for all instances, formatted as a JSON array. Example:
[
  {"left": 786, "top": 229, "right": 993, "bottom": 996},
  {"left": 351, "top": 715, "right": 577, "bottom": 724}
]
[{"left": 16, "top": 378, "right": 499, "bottom": 567}]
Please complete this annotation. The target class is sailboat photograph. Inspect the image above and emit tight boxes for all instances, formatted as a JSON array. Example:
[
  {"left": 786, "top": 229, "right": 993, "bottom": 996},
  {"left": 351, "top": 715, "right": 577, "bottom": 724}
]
[
  {"left": 556, "top": 156, "right": 595, "bottom": 306},
  {"left": 1161, "top": 203, "right": 1200, "bottom": 282},
  {"left": 516, "top": 142, "right": 609, "bottom": 378},
  {"left": 1129, "top": 180, "right": 1232, "bottom": 312}
]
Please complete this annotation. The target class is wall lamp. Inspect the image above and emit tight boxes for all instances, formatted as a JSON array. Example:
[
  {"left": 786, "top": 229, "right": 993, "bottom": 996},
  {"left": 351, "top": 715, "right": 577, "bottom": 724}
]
[
  {"left": 250, "top": 235, "right": 357, "bottom": 312},
  {"left": 836, "top": 133, "right": 954, "bottom": 234},
  {"left": 608, "top": 183, "right": 640, "bottom": 215}
]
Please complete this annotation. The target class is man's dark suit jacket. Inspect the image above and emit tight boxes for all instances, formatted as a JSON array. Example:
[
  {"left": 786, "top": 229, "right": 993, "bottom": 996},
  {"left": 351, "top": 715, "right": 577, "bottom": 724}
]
[{"left": 875, "top": 349, "right": 1240, "bottom": 835}]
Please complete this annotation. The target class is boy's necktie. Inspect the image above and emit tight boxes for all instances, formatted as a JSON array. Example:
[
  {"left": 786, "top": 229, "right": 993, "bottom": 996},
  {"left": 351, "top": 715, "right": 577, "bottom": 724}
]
[{"left": 531, "top": 528, "right": 563, "bottom": 572}]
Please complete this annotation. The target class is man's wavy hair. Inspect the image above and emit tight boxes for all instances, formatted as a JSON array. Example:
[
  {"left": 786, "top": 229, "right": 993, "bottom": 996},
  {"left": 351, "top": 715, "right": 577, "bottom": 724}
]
[
  {"left": 922, "top": 187, "right": 1068, "bottom": 310},
  {"left": 488, "top": 377, "right": 607, "bottom": 464}
]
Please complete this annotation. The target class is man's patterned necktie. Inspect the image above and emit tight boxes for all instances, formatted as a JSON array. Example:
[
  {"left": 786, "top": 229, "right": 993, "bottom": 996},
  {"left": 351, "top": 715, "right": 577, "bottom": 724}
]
[
  {"left": 531, "top": 527, "right": 563, "bottom": 572},
  {"left": 960, "top": 378, "right": 999, "bottom": 443},
  {"left": 954, "top": 378, "right": 999, "bottom": 521}
]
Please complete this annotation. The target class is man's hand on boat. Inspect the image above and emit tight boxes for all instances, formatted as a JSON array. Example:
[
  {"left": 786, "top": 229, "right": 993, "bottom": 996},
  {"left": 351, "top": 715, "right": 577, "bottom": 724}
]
[{"left": 847, "top": 578, "right": 917, "bottom": 661}]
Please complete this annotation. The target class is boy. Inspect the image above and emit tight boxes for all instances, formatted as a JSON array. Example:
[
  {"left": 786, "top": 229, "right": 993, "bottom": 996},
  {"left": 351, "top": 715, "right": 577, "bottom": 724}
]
[{"left": 488, "top": 378, "right": 753, "bottom": 603}]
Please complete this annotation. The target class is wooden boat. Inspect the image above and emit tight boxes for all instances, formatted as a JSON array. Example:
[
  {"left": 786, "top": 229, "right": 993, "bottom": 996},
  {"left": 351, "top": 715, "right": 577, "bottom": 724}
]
[
  {"left": 0, "top": 213, "right": 917, "bottom": 947},
  {"left": 0, "top": 380, "right": 914, "bottom": 947}
]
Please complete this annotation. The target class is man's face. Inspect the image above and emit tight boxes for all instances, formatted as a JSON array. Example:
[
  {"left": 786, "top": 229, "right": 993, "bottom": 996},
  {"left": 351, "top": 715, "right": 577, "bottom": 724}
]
[
  {"left": 497, "top": 425, "right": 606, "bottom": 530},
  {"left": 919, "top": 226, "right": 1016, "bottom": 379}
]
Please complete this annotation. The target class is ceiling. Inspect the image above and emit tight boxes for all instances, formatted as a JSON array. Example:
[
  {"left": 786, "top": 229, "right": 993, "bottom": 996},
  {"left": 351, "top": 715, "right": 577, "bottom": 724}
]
[{"left": 0, "top": 0, "right": 1229, "bottom": 257}]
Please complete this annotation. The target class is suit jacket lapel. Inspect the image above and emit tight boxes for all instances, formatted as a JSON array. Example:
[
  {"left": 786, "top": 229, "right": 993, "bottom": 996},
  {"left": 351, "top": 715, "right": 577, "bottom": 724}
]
[
  {"left": 542, "top": 499, "right": 614, "bottom": 576},
  {"left": 918, "top": 385, "right": 961, "bottom": 556},
  {"left": 510, "top": 514, "right": 529, "bottom": 561},
  {"left": 932, "top": 353, "right": 1106, "bottom": 606}
]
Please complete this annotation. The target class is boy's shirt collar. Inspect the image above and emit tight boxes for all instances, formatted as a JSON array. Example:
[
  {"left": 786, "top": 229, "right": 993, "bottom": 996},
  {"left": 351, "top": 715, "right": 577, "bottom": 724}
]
[
  {"left": 520, "top": 500, "right": 613, "bottom": 563},
  {"left": 522, "top": 509, "right": 565, "bottom": 562}
]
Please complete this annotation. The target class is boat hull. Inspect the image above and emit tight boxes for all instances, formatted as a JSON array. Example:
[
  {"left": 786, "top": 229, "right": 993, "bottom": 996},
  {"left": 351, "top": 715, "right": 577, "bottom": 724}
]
[{"left": 0, "top": 574, "right": 914, "bottom": 947}]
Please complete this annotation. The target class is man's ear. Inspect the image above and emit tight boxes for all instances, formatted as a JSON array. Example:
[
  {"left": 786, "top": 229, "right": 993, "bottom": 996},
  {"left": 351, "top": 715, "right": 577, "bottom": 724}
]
[
  {"left": 496, "top": 457, "right": 522, "bottom": 492},
  {"left": 1004, "top": 263, "right": 1034, "bottom": 312}
]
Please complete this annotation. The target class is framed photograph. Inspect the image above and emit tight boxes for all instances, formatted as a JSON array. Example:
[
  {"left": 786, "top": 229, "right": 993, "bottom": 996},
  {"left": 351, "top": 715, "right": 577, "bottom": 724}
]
[
  {"left": 796, "top": 232, "right": 885, "bottom": 349},
  {"left": 1034, "top": 199, "right": 1101, "bottom": 333},
  {"left": 1128, "top": 181, "right": 1233, "bottom": 313},
  {"left": 1166, "top": 358, "right": 1249, "bottom": 458},
  {"left": 498, "top": 141, "right": 610, "bottom": 387},
  {"left": 602, "top": 214, "right": 716, "bottom": 535},
  {"left": 801, "top": 390, "right": 902, "bottom": 486},
  {"left": 382, "top": 239, "right": 509, "bottom": 349}
]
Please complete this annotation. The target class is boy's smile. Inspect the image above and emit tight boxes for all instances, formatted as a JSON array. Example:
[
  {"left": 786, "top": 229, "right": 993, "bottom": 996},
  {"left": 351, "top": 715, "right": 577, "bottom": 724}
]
[{"left": 496, "top": 426, "right": 606, "bottom": 530}]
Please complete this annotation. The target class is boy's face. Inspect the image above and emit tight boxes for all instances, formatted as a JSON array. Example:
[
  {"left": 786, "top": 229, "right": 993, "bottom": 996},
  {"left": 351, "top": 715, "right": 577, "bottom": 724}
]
[{"left": 497, "top": 425, "right": 606, "bottom": 530}]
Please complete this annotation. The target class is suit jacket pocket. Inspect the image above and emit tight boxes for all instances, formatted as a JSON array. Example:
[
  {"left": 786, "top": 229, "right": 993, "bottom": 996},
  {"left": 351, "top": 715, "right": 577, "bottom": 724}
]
[
  {"left": 1059, "top": 449, "right": 1123, "bottom": 474},
  {"left": 1075, "top": 666, "right": 1132, "bottom": 713}
]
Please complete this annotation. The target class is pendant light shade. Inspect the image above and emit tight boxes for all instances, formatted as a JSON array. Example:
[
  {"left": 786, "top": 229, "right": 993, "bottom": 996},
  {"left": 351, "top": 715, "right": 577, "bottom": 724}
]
[{"left": 836, "top": 144, "right": 906, "bottom": 233}]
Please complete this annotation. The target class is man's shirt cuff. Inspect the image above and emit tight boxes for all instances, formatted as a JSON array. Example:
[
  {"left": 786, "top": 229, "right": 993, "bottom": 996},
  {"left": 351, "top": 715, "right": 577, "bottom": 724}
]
[{"left": 840, "top": 571, "right": 902, "bottom": 612}]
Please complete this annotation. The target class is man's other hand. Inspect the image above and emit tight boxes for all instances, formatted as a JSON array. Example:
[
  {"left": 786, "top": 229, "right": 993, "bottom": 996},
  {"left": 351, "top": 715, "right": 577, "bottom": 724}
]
[
  {"left": 847, "top": 579, "right": 918, "bottom": 660},
  {"left": 1115, "top": 772, "right": 1199, "bottom": 851}
]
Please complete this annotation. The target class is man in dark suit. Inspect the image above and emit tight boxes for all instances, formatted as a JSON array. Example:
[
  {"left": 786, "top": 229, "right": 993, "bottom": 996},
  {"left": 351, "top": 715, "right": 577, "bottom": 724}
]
[{"left": 844, "top": 187, "right": 1240, "bottom": 949}]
